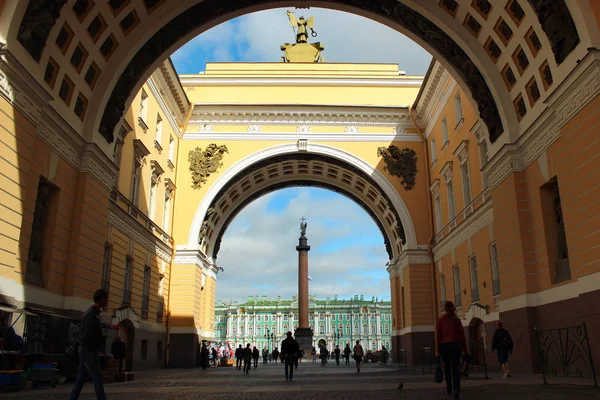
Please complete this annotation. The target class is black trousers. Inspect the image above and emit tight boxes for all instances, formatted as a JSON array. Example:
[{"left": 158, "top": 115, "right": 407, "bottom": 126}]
[
  {"left": 243, "top": 359, "right": 251, "bottom": 373},
  {"left": 335, "top": 355, "right": 340, "bottom": 365},
  {"left": 253, "top": 357, "right": 258, "bottom": 368},
  {"left": 236, "top": 358, "right": 242, "bottom": 369},
  {"left": 440, "top": 342, "right": 462, "bottom": 394},
  {"left": 117, "top": 357, "right": 124, "bottom": 372},
  {"left": 345, "top": 356, "right": 349, "bottom": 365},
  {"left": 285, "top": 358, "right": 295, "bottom": 379}
]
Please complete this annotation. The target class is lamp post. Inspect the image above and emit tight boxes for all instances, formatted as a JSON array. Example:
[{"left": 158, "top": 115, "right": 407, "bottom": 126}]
[
  {"left": 264, "top": 328, "right": 275, "bottom": 352},
  {"left": 333, "top": 328, "right": 342, "bottom": 347}
]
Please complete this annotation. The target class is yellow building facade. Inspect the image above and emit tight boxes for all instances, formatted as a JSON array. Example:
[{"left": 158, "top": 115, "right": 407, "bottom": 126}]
[{"left": 0, "top": 0, "right": 599, "bottom": 373}]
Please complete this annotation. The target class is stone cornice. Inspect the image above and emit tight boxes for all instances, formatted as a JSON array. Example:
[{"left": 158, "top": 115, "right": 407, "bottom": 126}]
[
  {"left": 180, "top": 76, "right": 423, "bottom": 87},
  {"left": 188, "top": 106, "right": 413, "bottom": 128},
  {"left": 182, "top": 132, "right": 423, "bottom": 142},
  {"left": 387, "top": 249, "right": 431, "bottom": 279},
  {"left": 173, "top": 249, "right": 219, "bottom": 279},
  {"left": 433, "top": 198, "right": 493, "bottom": 262},
  {"left": 158, "top": 60, "right": 190, "bottom": 116},
  {"left": 107, "top": 202, "right": 173, "bottom": 263},
  {"left": 80, "top": 143, "right": 118, "bottom": 192}
]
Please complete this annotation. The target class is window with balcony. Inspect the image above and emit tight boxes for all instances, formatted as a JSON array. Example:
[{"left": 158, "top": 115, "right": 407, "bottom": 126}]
[
  {"left": 447, "top": 179, "right": 456, "bottom": 220},
  {"left": 442, "top": 117, "right": 449, "bottom": 145},
  {"left": 453, "top": 265, "right": 462, "bottom": 307},
  {"left": 440, "top": 273, "right": 446, "bottom": 309},
  {"left": 454, "top": 92, "right": 463, "bottom": 126},
  {"left": 101, "top": 243, "right": 112, "bottom": 292},
  {"left": 490, "top": 242, "right": 501, "bottom": 295},
  {"left": 155, "top": 114, "right": 163, "bottom": 151},
  {"left": 142, "top": 265, "right": 150, "bottom": 319},
  {"left": 461, "top": 162, "right": 472, "bottom": 205},
  {"left": 469, "top": 256, "right": 480, "bottom": 302},
  {"left": 430, "top": 138, "right": 437, "bottom": 163},
  {"left": 122, "top": 256, "right": 133, "bottom": 306}
]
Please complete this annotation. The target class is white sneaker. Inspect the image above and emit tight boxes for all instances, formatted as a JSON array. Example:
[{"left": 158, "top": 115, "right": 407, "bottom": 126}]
[{"left": 502, "top": 374, "right": 507, "bottom": 378}]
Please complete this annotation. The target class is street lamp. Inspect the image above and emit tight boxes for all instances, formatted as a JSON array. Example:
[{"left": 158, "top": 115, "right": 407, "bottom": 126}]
[
  {"left": 264, "top": 328, "right": 275, "bottom": 351},
  {"left": 333, "top": 328, "right": 342, "bottom": 347}
]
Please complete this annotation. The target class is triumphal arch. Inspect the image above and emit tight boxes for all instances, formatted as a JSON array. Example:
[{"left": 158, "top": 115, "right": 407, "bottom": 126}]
[{"left": 0, "top": 0, "right": 599, "bottom": 371}]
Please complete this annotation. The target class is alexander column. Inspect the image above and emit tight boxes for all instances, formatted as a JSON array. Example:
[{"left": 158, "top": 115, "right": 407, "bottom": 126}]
[{"left": 295, "top": 217, "right": 313, "bottom": 348}]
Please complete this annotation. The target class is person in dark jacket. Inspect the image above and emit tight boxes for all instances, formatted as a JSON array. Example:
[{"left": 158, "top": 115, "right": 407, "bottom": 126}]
[
  {"left": 111, "top": 336, "right": 126, "bottom": 372},
  {"left": 243, "top": 344, "right": 252, "bottom": 374},
  {"left": 252, "top": 346, "right": 260, "bottom": 369},
  {"left": 200, "top": 343, "right": 210, "bottom": 370},
  {"left": 235, "top": 344, "right": 243, "bottom": 370},
  {"left": 281, "top": 331, "right": 299, "bottom": 381},
  {"left": 492, "top": 321, "right": 514, "bottom": 378},
  {"left": 436, "top": 301, "right": 467, "bottom": 399},
  {"left": 272, "top": 347, "right": 279, "bottom": 363},
  {"left": 343, "top": 344, "right": 351, "bottom": 365},
  {"left": 334, "top": 345, "right": 341, "bottom": 365},
  {"left": 69, "top": 289, "right": 109, "bottom": 400}
]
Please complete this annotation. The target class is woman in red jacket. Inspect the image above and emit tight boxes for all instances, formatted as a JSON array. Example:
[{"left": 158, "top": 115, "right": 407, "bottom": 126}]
[{"left": 437, "top": 301, "right": 467, "bottom": 399}]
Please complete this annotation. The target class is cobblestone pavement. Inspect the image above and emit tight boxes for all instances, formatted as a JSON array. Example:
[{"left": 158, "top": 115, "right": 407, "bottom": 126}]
[{"left": 1, "top": 362, "right": 597, "bottom": 399}]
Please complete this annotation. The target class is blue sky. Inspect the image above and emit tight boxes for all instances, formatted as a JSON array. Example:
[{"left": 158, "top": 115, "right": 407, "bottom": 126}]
[
  {"left": 172, "top": 8, "right": 432, "bottom": 74},
  {"left": 170, "top": 9, "right": 432, "bottom": 302},
  {"left": 215, "top": 188, "right": 391, "bottom": 303}
]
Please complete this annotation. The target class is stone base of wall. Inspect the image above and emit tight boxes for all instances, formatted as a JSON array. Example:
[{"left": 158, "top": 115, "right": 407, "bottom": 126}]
[
  {"left": 391, "top": 331, "right": 435, "bottom": 365},
  {"left": 168, "top": 333, "right": 200, "bottom": 368},
  {"left": 499, "top": 288, "right": 600, "bottom": 374}
]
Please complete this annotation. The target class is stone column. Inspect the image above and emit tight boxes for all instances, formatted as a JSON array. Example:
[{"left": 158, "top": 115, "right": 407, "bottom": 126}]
[{"left": 295, "top": 230, "right": 313, "bottom": 349}]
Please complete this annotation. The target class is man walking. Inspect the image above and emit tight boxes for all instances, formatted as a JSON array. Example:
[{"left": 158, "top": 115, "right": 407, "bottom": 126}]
[
  {"left": 111, "top": 336, "right": 126, "bottom": 372},
  {"left": 281, "top": 331, "right": 299, "bottom": 381},
  {"left": 262, "top": 347, "right": 269, "bottom": 364},
  {"left": 252, "top": 346, "right": 260, "bottom": 369},
  {"left": 235, "top": 344, "right": 243, "bottom": 370},
  {"left": 243, "top": 344, "right": 252, "bottom": 374},
  {"left": 272, "top": 347, "right": 279, "bottom": 364},
  {"left": 492, "top": 321, "right": 514, "bottom": 378},
  {"left": 334, "top": 345, "right": 341, "bottom": 365},
  {"left": 69, "top": 289, "right": 108, "bottom": 400},
  {"left": 343, "top": 344, "right": 351, "bottom": 365}
]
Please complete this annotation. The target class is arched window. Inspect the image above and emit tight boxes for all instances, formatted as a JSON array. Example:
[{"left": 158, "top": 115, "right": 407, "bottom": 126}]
[
  {"left": 346, "top": 324, "right": 351, "bottom": 335},
  {"left": 371, "top": 323, "right": 376, "bottom": 334}
]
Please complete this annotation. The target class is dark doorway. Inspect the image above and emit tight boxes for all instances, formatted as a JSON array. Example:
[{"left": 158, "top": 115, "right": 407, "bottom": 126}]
[{"left": 118, "top": 319, "right": 135, "bottom": 371}]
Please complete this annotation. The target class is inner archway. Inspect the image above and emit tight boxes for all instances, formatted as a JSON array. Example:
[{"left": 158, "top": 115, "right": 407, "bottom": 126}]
[{"left": 188, "top": 143, "right": 419, "bottom": 263}]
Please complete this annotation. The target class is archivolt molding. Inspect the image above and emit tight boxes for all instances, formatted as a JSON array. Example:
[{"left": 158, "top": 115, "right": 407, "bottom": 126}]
[
  {"left": 108, "top": 202, "right": 173, "bottom": 263},
  {"left": 432, "top": 199, "right": 493, "bottom": 263},
  {"left": 484, "top": 50, "right": 600, "bottom": 190},
  {"left": 187, "top": 143, "right": 419, "bottom": 257}
]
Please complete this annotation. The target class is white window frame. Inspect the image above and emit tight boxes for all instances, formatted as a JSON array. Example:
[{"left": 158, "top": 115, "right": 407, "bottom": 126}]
[
  {"left": 155, "top": 114, "right": 163, "bottom": 147},
  {"left": 478, "top": 139, "right": 489, "bottom": 188},
  {"left": 442, "top": 117, "right": 449, "bottom": 146},
  {"left": 440, "top": 273, "right": 446, "bottom": 305},
  {"left": 454, "top": 92, "right": 463, "bottom": 126},
  {"left": 453, "top": 265, "right": 461, "bottom": 307},
  {"left": 469, "top": 255, "right": 480, "bottom": 302},
  {"left": 430, "top": 138, "right": 437, "bottom": 163},
  {"left": 447, "top": 179, "right": 456, "bottom": 220},
  {"left": 435, "top": 195, "right": 443, "bottom": 233},
  {"left": 140, "top": 89, "right": 149, "bottom": 122},
  {"left": 461, "top": 162, "right": 473, "bottom": 206},
  {"left": 168, "top": 135, "right": 175, "bottom": 163},
  {"left": 490, "top": 242, "right": 500, "bottom": 295}
]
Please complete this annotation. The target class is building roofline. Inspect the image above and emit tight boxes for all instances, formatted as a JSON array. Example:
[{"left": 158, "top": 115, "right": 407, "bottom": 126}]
[{"left": 412, "top": 58, "right": 437, "bottom": 109}]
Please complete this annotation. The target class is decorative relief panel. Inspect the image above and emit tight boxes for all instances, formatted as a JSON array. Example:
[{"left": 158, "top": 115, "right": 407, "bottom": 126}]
[
  {"left": 377, "top": 145, "right": 418, "bottom": 191},
  {"left": 188, "top": 144, "right": 228, "bottom": 189}
]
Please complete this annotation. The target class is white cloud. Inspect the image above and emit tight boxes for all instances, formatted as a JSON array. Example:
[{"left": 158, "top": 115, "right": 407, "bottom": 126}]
[
  {"left": 172, "top": 8, "right": 432, "bottom": 74},
  {"left": 215, "top": 188, "right": 391, "bottom": 303}
]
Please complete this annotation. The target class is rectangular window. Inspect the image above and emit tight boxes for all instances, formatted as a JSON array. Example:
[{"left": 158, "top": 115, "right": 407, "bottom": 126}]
[
  {"left": 157, "top": 341, "right": 163, "bottom": 360},
  {"left": 440, "top": 273, "right": 447, "bottom": 310},
  {"left": 162, "top": 192, "right": 171, "bottom": 233},
  {"left": 453, "top": 265, "right": 462, "bottom": 307},
  {"left": 454, "top": 92, "right": 463, "bottom": 125},
  {"left": 142, "top": 265, "right": 150, "bottom": 319},
  {"left": 123, "top": 256, "right": 133, "bottom": 306},
  {"left": 25, "top": 177, "right": 58, "bottom": 287},
  {"left": 113, "top": 138, "right": 125, "bottom": 187},
  {"left": 435, "top": 195, "right": 443, "bottom": 233},
  {"left": 478, "top": 140, "right": 489, "bottom": 188},
  {"left": 141, "top": 339, "right": 148, "bottom": 361},
  {"left": 155, "top": 114, "right": 163, "bottom": 146},
  {"left": 461, "top": 163, "right": 473, "bottom": 205},
  {"left": 140, "top": 89, "right": 148, "bottom": 121},
  {"left": 320, "top": 325, "right": 325, "bottom": 334},
  {"left": 541, "top": 177, "right": 571, "bottom": 284},
  {"left": 447, "top": 180, "right": 456, "bottom": 220},
  {"left": 101, "top": 243, "right": 112, "bottom": 292},
  {"left": 168, "top": 135, "right": 175, "bottom": 162},
  {"left": 148, "top": 178, "right": 157, "bottom": 221},
  {"left": 130, "top": 159, "right": 142, "bottom": 206},
  {"left": 430, "top": 139, "right": 437, "bottom": 162},
  {"left": 442, "top": 118, "right": 449, "bottom": 144},
  {"left": 490, "top": 242, "right": 500, "bottom": 295},
  {"left": 469, "top": 256, "right": 480, "bottom": 302}
]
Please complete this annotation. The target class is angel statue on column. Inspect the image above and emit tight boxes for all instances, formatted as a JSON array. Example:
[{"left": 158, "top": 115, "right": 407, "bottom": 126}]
[{"left": 286, "top": 10, "right": 317, "bottom": 44}]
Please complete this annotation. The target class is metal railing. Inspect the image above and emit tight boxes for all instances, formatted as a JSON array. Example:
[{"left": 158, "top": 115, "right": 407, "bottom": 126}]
[
  {"left": 535, "top": 322, "right": 598, "bottom": 388},
  {"left": 433, "top": 189, "right": 491, "bottom": 246}
]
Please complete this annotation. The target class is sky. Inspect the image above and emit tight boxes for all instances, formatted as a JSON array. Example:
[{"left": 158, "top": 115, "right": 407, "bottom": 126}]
[
  {"left": 171, "top": 7, "right": 432, "bottom": 74},
  {"left": 170, "top": 9, "right": 432, "bottom": 303},
  {"left": 215, "top": 188, "right": 391, "bottom": 303}
]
